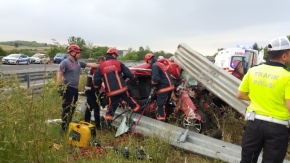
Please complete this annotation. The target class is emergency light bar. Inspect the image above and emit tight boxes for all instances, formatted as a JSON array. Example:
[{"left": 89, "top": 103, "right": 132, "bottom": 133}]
[{"left": 236, "top": 45, "right": 252, "bottom": 49}]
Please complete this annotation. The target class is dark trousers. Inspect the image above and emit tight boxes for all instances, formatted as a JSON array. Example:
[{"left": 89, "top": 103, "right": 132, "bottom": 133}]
[
  {"left": 84, "top": 90, "right": 100, "bottom": 127},
  {"left": 107, "top": 91, "right": 138, "bottom": 117},
  {"left": 241, "top": 119, "right": 289, "bottom": 163},
  {"left": 156, "top": 91, "right": 171, "bottom": 117},
  {"left": 61, "top": 86, "right": 78, "bottom": 131}
]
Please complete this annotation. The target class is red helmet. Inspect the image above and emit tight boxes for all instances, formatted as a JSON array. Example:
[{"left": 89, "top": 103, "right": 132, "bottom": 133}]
[
  {"left": 68, "top": 44, "right": 82, "bottom": 53},
  {"left": 107, "top": 48, "right": 118, "bottom": 56},
  {"left": 144, "top": 53, "right": 154, "bottom": 63}
]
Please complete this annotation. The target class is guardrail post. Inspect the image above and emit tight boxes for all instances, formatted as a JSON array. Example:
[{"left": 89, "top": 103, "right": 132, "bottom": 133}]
[{"left": 26, "top": 74, "right": 30, "bottom": 88}]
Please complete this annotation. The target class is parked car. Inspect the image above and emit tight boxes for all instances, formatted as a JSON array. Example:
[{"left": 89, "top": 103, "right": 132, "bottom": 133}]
[
  {"left": 1, "top": 54, "right": 30, "bottom": 65},
  {"left": 53, "top": 53, "right": 68, "bottom": 64},
  {"left": 30, "top": 53, "right": 50, "bottom": 64}
]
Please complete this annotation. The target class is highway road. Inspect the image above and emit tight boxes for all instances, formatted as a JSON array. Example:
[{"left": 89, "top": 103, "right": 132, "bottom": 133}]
[
  {"left": 0, "top": 60, "right": 142, "bottom": 74},
  {"left": 1, "top": 61, "right": 143, "bottom": 88}
]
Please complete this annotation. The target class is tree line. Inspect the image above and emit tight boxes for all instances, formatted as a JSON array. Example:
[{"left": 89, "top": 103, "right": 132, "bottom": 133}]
[
  {"left": 46, "top": 36, "right": 174, "bottom": 60},
  {"left": 0, "top": 36, "right": 173, "bottom": 60},
  {"left": 213, "top": 35, "right": 290, "bottom": 60}
]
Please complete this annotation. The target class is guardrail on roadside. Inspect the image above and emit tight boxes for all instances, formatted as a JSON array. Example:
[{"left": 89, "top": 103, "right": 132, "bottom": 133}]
[
  {"left": 0, "top": 61, "right": 142, "bottom": 89},
  {"left": 174, "top": 43, "right": 249, "bottom": 116},
  {"left": 96, "top": 107, "right": 290, "bottom": 163},
  {"left": 1, "top": 70, "right": 57, "bottom": 88}
]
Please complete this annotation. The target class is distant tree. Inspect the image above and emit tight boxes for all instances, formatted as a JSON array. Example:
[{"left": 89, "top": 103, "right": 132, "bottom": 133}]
[
  {"left": 47, "top": 39, "right": 67, "bottom": 58},
  {"left": 43, "top": 43, "right": 47, "bottom": 46},
  {"left": 47, "top": 46, "right": 67, "bottom": 58},
  {"left": 91, "top": 46, "right": 109, "bottom": 59},
  {"left": 145, "top": 46, "right": 150, "bottom": 51},
  {"left": 120, "top": 51, "right": 138, "bottom": 60},
  {"left": 252, "top": 43, "right": 259, "bottom": 51},
  {"left": 213, "top": 48, "right": 224, "bottom": 57},
  {"left": 67, "top": 36, "right": 90, "bottom": 58},
  {"left": 0, "top": 47, "right": 7, "bottom": 56},
  {"left": 287, "top": 35, "right": 290, "bottom": 41},
  {"left": 127, "top": 47, "right": 133, "bottom": 53},
  {"left": 263, "top": 46, "right": 269, "bottom": 61},
  {"left": 84, "top": 41, "right": 95, "bottom": 59},
  {"left": 139, "top": 46, "right": 144, "bottom": 51},
  {"left": 136, "top": 46, "right": 151, "bottom": 61},
  {"left": 14, "top": 43, "right": 19, "bottom": 48},
  {"left": 67, "top": 36, "right": 86, "bottom": 48}
]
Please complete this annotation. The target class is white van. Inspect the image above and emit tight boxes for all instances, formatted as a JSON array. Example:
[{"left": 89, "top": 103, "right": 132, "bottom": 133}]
[{"left": 214, "top": 47, "right": 264, "bottom": 74}]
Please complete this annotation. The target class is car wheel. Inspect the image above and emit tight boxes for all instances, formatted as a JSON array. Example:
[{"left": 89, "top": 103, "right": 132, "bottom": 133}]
[
  {"left": 27, "top": 60, "right": 29, "bottom": 65},
  {"left": 182, "top": 109, "right": 210, "bottom": 133}
]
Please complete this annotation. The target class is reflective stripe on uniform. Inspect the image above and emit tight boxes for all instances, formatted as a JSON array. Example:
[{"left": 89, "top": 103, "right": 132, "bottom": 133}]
[{"left": 106, "top": 86, "right": 128, "bottom": 97}]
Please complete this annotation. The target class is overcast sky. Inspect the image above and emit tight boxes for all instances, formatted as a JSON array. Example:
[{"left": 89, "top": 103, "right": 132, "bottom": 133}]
[{"left": 0, "top": 0, "right": 289, "bottom": 56}]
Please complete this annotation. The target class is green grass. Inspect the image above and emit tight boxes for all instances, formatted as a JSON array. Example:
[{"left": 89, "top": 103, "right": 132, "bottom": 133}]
[
  {"left": 0, "top": 73, "right": 225, "bottom": 163},
  {"left": 6, "top": 73, "right": 290, "bottom": 162}
]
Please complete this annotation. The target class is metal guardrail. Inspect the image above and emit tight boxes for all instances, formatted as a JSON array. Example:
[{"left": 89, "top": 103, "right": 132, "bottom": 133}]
[
  {"left": 98, "top": 107, "right": 290, "bottom": 163},
  {"left": 1, "top": 70, "right": 57, "bottom": 88},
  {"left": 173, "top": 43, "right": 249, "bottom": 116},
  {"left": 1, "top": 61, "right": 143, "bottom": 89}
]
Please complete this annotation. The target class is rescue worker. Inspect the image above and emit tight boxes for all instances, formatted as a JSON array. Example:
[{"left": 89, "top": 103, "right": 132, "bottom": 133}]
[
  {"left": 84, "top": 56, "right": 106, "bottom": 129},
  {"left": 144, "top": 53, "right": 174, "bottom": 121},
  {"left": 237, "top": 36, "right": 290, "bottom": 163},
  {"left": 57, "top": 44, "right": 99, "bottom": 132},
  {"left": 93, "top": 48, "right": 140, "bottom": 121}
]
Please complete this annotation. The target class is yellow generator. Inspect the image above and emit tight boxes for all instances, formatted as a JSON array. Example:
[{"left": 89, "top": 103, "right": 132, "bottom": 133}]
[{"left": 67, "top": 121, "right": 96, "bottom": 148}]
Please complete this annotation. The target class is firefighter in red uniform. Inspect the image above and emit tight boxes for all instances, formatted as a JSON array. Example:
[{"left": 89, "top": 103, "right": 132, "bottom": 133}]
[
  {"left": 93, "top": 48, "right": 140, "bottom": 121},
  {"left": 84, "top": 56, "right": 106, "bottom": 129},
  {"left": 144, "top": 53, "right": 174, "bottom": 121}
]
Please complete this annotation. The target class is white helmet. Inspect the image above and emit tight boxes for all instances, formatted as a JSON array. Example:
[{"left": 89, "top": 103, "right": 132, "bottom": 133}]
[
  {"left": 268, "top": 36, "right": 290, "bottom": 51},
  {"left": 157, "top": 56, "right": 164, "bottom": 60}
]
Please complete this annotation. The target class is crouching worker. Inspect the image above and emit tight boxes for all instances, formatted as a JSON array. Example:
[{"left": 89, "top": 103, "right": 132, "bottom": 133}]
[
  {"left": 144, "top": 53, "right": 174, "bottom": 121},
  {"left": 93, "top": 48, "right": 140, "bottom": 122},
  {"left": 84, "top": 56, "right": 106, "bottom": 129}
]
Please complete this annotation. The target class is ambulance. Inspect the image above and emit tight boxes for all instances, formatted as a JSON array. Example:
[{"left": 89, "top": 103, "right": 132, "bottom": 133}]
[{"left": 214, "top": 46, "right": 264, "bottom": 74}]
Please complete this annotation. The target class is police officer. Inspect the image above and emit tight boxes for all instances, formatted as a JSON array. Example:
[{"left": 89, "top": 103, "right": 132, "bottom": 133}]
[
  {"left": 93, "top": 48, "right": 140, "bottom": 121},
  {"left": 237, "top": 36, "right": 290, "bottom": 163},
  {"left": 57, "top": 44, "right": 99, "bottom": 132},
  {"left": 84, "top": 56, "right": 106, "bottom": 129},
  {"left": 144, "top": 53, "right": 174, "bottom": 121}
]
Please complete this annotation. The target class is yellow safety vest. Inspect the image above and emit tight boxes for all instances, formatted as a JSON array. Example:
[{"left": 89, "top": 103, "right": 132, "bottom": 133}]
[{"left": 239, "top": 63, "right": 290, "bottom": 120}]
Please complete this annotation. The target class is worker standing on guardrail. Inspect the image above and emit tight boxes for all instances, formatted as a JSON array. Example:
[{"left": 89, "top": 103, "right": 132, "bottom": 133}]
[
  {"left": 57, "top": 44, "right": 99, "bottom": 132},
  {"left": 144, "top": 53, "right": 174, "bottom": 121},
  {"left": 84, "top": 56, "right": 106, "bottom": 129},
  {"left": 237, "top": 36, "right": 290, "bottom": 163},
  {"left": 93, "top": 48, "right": 140, "bottom": 122}
]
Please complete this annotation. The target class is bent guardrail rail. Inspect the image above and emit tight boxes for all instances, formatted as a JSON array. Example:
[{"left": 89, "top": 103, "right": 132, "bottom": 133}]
[
  {"left": 173, "top": 43, "right": 249, "bottom": 116},
  {"left": 97, "top": 108, "right": 290, "bottom": 163}
]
